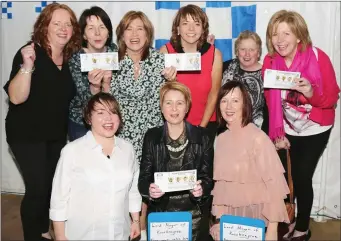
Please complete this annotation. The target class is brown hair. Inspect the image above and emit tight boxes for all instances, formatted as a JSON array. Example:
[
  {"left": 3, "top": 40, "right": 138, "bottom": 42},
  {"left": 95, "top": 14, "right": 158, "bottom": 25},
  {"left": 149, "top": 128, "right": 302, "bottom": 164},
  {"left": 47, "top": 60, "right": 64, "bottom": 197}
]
[
  {"left": 266, "top": 10, "right": 312, "bottom": 56},
  {"left": 170, "top": 4, "right": 209, "bottom": 50},
  {"left": 160, "top": 81, "right": 192, "bottom": 112},
  {"left": 234, "top": 30, "right": 262, "bottom": 61},
  {"left": 116, "top": 11, "right": 154, "bottom": 61},
  {"left": 31, "top": 3, "right": 81, "bottom": 61},
  {"left": 216, "top": 81, "right": 252, "bottom": 128},
  {"left": 83, "top": 92, "right": 123, "bottom": 133}
]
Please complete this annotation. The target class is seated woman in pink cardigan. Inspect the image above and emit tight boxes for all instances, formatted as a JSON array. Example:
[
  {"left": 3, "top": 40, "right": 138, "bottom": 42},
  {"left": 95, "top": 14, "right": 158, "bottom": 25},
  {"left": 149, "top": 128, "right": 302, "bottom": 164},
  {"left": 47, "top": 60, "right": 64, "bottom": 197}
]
[{"left": 210, "top": 81, "right": 290, "bottom": 241}]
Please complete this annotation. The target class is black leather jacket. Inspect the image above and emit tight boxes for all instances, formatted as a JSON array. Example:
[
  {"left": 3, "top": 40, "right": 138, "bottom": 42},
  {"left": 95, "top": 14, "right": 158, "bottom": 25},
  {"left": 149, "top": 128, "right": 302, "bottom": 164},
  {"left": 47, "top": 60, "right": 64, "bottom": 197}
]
[
  {"left": 138, "top": 122, "right": 214, "bottom": 241},
  {"left": 138, "top": 121, "right": 214, "bottom": 210}
]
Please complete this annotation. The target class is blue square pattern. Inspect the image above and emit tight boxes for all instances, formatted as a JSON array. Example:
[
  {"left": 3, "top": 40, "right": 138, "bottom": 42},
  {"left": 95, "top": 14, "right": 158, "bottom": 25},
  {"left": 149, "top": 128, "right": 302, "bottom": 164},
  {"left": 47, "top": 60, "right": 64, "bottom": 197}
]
[
  {"left": 155, "top": 1, "right": 180, "bottom": 10},
  {"left": 155, "top": 1, "right": 256, "bottom": 62},
  {"left": 214, "top": 39, "right": 232, "bottom": 62},
  {"left": 232, "top": 5, "right": 256, "bottom": 38},
  {"left": 1, "top": 1, "right": 12, "bottom": 19},
  {"left": 35, "top": 1, "right": 56, "bottom": 13},
  {"left": 206, "top": 1, "right": 231, "bottom": 8},
  {"left": 155, "top": 39, "right": 169, "bottom": 50}
]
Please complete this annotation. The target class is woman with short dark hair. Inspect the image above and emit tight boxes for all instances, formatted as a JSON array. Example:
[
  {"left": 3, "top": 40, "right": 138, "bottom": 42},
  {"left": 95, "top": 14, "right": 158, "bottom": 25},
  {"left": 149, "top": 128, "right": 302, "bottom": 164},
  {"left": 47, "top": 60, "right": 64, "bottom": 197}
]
[
  {"left": 68, "top": 6, "right": 118, "bottom": 141},
  {"left": 50, "top": 92, "right": 142, "bottom": 240}
]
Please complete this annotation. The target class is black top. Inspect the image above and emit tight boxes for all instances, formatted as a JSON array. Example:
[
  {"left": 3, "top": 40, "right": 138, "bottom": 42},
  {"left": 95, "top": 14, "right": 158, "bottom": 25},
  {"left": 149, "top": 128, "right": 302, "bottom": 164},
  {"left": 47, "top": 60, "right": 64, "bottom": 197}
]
[{"left": 4, "top": 43, "right": 75, "bottom": 142}]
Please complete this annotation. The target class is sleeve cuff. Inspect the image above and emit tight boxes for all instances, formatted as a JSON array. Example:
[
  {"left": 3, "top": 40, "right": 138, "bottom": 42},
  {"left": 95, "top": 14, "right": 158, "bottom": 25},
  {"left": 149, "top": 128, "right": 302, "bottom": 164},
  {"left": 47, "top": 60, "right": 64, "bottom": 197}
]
[
  {"left": 49, "top": 209, "right": 68, "bottom": 221},
  {"left": 129, "top": 198, "right": 142, "bottom": 213}
]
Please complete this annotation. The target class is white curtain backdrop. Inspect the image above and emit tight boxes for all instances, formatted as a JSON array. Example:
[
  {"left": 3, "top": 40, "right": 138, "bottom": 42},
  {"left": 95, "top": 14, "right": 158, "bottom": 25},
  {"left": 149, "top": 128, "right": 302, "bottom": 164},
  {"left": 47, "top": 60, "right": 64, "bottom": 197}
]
[{"left": 1, "top": 1, "right": 340, "bottom": 220}]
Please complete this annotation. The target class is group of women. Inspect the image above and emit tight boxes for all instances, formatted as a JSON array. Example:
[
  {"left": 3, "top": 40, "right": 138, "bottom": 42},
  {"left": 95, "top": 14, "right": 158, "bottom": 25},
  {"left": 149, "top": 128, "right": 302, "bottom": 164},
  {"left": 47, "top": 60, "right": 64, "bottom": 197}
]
[{"left": 4, "top": 2, "right": 339, "bottom": 241}]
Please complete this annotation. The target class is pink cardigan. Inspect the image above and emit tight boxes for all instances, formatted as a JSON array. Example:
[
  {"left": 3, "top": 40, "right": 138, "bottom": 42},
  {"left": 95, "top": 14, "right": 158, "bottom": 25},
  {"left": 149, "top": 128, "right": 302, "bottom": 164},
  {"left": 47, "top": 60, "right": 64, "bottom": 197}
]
[{"left": 262, "top": 47, "right": 340, "bottom": 127}]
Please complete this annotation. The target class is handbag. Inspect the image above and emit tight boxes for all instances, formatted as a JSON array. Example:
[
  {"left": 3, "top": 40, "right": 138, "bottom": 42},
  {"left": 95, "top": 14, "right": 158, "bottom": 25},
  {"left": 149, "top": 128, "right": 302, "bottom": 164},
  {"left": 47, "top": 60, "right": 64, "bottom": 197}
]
[{"left": 285, "top": 150, "right": 296, "bottom": 223}]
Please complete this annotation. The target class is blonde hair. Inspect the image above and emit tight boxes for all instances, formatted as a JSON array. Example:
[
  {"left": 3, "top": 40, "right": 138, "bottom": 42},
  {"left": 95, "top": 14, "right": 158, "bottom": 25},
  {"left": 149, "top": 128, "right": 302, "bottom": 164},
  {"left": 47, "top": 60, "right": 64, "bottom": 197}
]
[
  {"left": 160, "top": 82, "right": 192, "bottom": 110},
  {"left": 266, "top": 10, "right": 312, "bottom": 56},
  {"left": 116, "top": 11, "right": 154, "bottom": 61},
  {"left": 170, "top": 4, "right": 209, "bottom": 50},
  {"left": 234, "top": 30, "right": 262, "bottom": 61}
]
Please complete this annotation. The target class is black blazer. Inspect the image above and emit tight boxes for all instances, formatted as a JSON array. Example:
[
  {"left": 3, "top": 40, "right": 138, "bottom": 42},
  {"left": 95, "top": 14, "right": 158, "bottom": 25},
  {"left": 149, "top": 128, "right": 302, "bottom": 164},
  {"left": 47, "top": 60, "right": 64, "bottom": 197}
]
[{"left": 138, "top": 122, "right": 214, "bottom": 211}]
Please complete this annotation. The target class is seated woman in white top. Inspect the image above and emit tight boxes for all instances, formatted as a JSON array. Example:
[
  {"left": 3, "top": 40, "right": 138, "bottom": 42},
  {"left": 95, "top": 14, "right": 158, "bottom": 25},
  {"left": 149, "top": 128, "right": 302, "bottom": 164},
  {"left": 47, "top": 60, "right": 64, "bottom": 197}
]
[{"left": 50, "top": 92, "right": 142, "bottom": 240}]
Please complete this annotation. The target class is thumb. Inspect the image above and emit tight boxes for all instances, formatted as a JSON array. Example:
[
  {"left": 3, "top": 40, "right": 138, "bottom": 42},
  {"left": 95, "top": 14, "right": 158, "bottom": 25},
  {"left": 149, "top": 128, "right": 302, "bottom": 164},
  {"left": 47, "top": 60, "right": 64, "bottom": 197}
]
[{"left": 31, "top": 42, "right": 35, "bottom": 49}]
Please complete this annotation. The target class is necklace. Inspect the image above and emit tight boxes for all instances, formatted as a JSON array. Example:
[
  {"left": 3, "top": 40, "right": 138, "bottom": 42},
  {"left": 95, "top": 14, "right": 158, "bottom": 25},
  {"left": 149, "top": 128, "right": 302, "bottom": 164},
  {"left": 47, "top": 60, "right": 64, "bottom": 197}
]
[
  {"left": 166, "top": 139, "right": 189, "bottom": 152},
  {"left": 133, "top": 62, "right": 142, "bottom": 77}
]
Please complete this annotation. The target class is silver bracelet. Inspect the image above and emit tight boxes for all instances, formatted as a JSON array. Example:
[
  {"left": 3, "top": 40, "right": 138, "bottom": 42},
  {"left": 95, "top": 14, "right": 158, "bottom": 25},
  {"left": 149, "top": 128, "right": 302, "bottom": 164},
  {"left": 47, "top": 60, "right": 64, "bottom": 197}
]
[{"left": 19, "top": 65, "right": 35, "bottom": 74}]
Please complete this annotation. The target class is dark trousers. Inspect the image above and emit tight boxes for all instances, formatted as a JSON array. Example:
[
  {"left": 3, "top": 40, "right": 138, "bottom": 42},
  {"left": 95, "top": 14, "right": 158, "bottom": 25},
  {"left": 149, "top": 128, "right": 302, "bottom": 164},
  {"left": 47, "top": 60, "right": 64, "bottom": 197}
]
[
  {"left": 8, "top": 140, "right": 66, "bottom": 241},
  {"left": 278, "top": 129, "right": 331, "bottom": 232},
  {"left": 68, "top": 119, "right": 88, "bottom": 141}
]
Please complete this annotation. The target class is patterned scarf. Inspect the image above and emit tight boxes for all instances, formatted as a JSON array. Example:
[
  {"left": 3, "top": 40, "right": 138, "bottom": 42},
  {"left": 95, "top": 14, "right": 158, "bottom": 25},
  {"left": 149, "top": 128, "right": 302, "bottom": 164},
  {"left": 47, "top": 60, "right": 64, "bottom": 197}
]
[{"left": 268, "top": 44, "right": 322, "bottom": 140}]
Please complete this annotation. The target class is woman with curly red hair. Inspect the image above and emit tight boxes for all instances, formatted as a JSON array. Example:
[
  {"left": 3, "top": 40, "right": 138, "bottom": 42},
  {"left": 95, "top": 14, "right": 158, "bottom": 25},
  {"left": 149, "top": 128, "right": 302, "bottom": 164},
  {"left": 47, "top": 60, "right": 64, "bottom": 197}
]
[{"left": 3, "top": 3, "right": 81, "bottom": 240}]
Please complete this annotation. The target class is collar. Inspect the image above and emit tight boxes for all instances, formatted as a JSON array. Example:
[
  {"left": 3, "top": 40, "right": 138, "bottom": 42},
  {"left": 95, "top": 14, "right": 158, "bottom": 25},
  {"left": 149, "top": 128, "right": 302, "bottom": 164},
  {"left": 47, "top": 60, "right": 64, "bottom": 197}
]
[
  {"left": 156, "top": 121, "right": 202, "bottom": 144},
  {"left": 83, "top": 131, "right": 123, "bottom": 151},
  {"left": 174, "top": 41, "right": 211, "bottom": 56}
]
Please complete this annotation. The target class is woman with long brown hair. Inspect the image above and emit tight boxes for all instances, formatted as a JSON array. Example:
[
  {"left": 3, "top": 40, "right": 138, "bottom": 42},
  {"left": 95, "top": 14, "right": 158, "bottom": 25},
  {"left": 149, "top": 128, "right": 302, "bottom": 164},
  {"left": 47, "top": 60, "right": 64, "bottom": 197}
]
[{"left": 3, "top": 3, "right": 80, "bottom": 240}]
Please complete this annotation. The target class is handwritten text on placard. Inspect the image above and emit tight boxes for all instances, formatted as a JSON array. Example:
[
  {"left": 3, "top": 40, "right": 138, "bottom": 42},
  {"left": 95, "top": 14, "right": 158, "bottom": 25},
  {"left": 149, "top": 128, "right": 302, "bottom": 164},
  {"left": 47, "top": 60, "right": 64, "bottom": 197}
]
[
  {"left": 150, "top": 222, "right": 189, "bottom": 241},
  {"left": 223, "top": 223, "right": 262, "bottom": 240}
]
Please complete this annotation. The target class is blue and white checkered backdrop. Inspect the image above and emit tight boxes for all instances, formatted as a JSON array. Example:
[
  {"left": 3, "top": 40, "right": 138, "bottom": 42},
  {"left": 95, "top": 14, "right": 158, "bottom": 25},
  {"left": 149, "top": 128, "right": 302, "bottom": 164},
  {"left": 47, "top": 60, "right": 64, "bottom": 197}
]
[
  {"left": 2, "top": 1, "right": 257, "bottom": 61},
  {"left": 1, "top": 1, "right": 340, "bottom": 220}
]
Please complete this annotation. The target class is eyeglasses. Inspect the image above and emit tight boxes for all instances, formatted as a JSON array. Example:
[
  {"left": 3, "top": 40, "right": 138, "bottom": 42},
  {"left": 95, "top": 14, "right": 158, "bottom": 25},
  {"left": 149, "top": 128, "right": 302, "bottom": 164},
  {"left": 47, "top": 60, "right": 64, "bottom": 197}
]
[{"left": 51, "top": 21, "right": 73, "bottom": 29}]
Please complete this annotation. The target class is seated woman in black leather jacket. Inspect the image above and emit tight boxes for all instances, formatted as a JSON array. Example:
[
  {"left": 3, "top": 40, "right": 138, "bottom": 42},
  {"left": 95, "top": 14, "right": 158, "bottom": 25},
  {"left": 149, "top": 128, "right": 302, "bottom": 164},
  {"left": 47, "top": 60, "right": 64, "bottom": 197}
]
[{"left": 138, "top": 81, "right": 214, "bottom": 241}]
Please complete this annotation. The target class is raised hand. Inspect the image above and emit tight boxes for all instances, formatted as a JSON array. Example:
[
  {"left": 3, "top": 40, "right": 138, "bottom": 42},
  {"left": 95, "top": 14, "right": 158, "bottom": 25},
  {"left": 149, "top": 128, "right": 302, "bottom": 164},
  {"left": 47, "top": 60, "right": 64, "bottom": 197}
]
[{"left": 21, "top": 42, "right": 36, "bottom": 69}]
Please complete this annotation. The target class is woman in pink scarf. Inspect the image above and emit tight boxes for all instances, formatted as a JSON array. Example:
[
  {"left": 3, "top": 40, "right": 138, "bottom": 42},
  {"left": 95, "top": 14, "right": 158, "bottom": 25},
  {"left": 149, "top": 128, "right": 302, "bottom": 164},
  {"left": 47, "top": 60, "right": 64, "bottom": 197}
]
[{"left": 262, "top": 10, "right": 340, "bottom": 241}]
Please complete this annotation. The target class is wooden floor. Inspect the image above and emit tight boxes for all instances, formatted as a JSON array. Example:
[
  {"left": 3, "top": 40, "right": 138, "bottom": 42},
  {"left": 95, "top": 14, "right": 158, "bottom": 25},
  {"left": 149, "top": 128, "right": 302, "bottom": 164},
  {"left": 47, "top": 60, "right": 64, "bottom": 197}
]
[{"left": 1, "top": 194, "right": 340, "bottom": 240}]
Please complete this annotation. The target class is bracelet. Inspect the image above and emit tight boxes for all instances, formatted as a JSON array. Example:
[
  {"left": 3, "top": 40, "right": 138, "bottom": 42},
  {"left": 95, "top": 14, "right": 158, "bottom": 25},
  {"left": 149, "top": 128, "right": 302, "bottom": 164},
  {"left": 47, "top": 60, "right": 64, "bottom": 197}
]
[
  {"left": 19, "top": 65, "right": 35, "bottom": 74},
  {"left": 132, "top": 219, "right": 140, "bottom": 224}
]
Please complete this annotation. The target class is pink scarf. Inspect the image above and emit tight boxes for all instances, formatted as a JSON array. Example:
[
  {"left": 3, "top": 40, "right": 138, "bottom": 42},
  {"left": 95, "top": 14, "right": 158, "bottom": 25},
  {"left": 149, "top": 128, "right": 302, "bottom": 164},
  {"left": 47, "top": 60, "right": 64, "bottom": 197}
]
[{"left": 268, "top": 44, "right": 323, "bottom": 140}]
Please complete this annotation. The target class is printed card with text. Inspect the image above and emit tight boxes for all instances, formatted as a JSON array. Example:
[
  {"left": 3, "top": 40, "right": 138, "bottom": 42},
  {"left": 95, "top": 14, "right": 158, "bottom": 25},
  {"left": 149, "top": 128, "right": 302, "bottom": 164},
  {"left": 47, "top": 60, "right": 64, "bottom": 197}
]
[
  {"left": 80, "top": 52, "right": 119, "bottom": 72},
  {"left": 264, "top": 69, "right": 301, "bottom": 89},
  {"left": 154, "top": 169, "right": 197, "bottom": 192},
  {"left": 165, "top": 53, "right": 201, "bottom": 71}
]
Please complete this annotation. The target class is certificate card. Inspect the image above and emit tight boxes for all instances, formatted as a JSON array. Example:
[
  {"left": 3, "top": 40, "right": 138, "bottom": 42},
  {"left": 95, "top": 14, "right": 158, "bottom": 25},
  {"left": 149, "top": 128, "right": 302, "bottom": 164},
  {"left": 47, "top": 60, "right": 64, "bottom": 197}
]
[
  {"left": 222, "top": 223, "right": 263, "bottom": 240},
  {"left": 80, "top": 52, "right": 119, "bottom": 72},
  {"left": 165, "top": 53, "right": 201, "bottom": 71},
  {"left": 150, "top": 222, "right": 189, "bottom": 241},
  {"left": 220, "top": 215, "right": 265, "bottom": 241},
  {"left": 264, "top": 69, "right": 301, "bottom": 89},
  {"left": 148, "top": 212, "right": 192, "bottom": 241},
  {"left": 154, "top": 169, "right": 197, "bottom": 192}
]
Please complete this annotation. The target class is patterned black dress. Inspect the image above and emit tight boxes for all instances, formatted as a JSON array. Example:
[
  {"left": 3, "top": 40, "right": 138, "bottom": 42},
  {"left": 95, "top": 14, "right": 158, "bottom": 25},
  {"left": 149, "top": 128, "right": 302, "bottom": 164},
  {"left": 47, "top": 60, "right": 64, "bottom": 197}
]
[
  {"left": 222, "top": 58, "right": 265, "bottom": 128},
  {"left": 111, "top": 48, "right": 165, "bottom": 161}
]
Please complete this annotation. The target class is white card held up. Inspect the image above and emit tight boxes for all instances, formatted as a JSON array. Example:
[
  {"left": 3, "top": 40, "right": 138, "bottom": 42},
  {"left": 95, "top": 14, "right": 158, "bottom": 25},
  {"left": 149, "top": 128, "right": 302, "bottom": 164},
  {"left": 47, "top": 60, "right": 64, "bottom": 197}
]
[
  {"left": 80, "top": 52, "right": 119, "bottom": 72},
  {"left": 154, "top": 169, "right": 197, "bottom": 192},
  {"left": 165, "top": 53, "right": 201, "bottom": 71},
  {"left": 264, "top": 69, "right": 301, "bottom": 89}
]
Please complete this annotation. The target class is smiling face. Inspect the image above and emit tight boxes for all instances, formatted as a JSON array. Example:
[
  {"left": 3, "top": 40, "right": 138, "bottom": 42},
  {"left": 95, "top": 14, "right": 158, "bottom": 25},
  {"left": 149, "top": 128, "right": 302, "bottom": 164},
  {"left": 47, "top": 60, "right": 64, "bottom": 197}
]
[
  {"left": 237, "top": 38, "right": 260, "bottom": 70},
  {"left": 161, "top": 90, "right": 188, "bottom": 126},
  {"left": 219, "top": 87, "right": 244, "bottom": 127},
  {"left": 47, "top": 9, "right": 73, "bottom": 49},
  {"left": 84, "top": 15, "right": 109, "bottom": 53},
  {"left": 90, "top": 102, "right": 120, "bottom": 139},
  {"left": 177, "top": 14, "right": 203, "bottom": 46},
  {"left": 272, "top": 21, "right": 300, "bottom": 61},
  {"left": 123, "top": 18, "right": 147, "bottom": 55}
]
